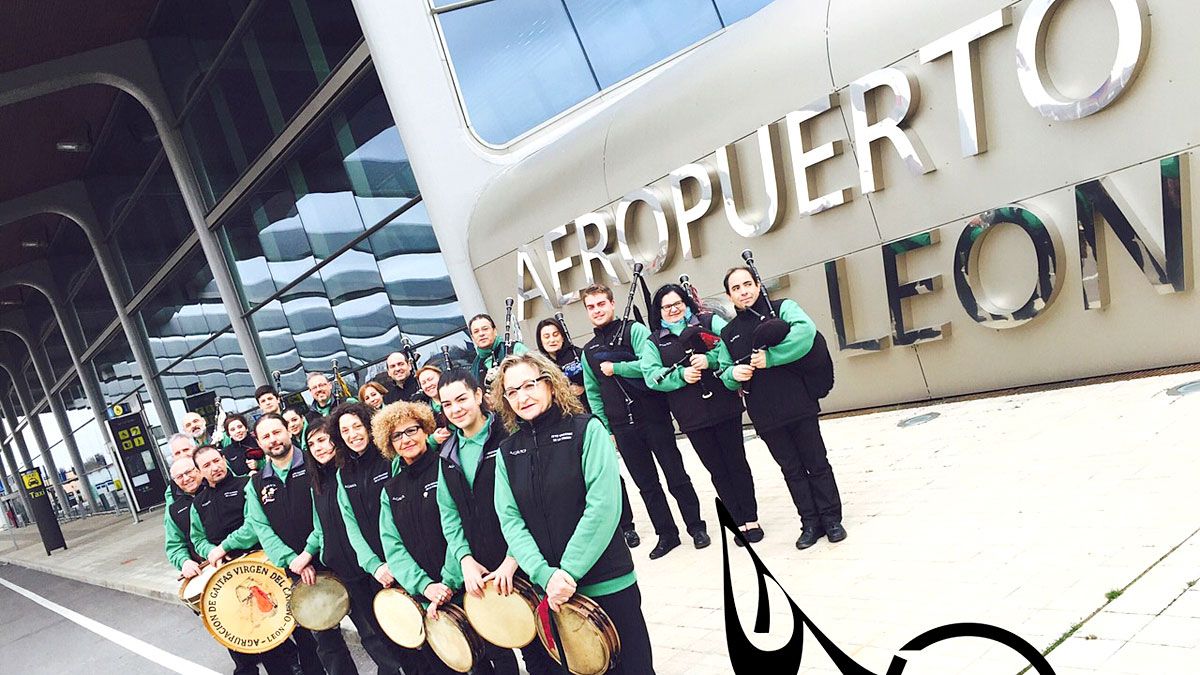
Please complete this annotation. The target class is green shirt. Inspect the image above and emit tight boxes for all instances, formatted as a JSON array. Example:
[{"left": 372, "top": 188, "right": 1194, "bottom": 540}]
[
  {"left": 189, "top": 481, "right": 259, "bottom": 558},
  {"left": 641, "top": 314, "right": 728, "bottom": 393},
  {"left": 716, "top": 299, "right": 817, "bottom": 391},
  {"left": 243, "top": 452, "right": 312, "bottom": 568},
  {"left": 493, "top": 416, "right": 636, "bottom": 597},
  {"left": 163, "top": 488, "right": 192, "bottom": 571},
  {"left": 336, "top": 455, "right": 404, "bottom": 576},
  {"left": 436, "top": 415, "right": 497, "bottom": 566},
  {"left": 378, "top": 462, "right": 464, "bottom": 598},
  {"left": 580, "top": 321, "right": 655, "bottom": 431}
]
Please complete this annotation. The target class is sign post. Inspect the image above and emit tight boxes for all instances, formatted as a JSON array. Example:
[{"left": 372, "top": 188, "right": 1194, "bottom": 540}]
[
  {"left": 21, "top": 468, "right": 66, "bottom": 555},
  {"left": 105, "top": 408, "right": 167, "bottom": 513}
]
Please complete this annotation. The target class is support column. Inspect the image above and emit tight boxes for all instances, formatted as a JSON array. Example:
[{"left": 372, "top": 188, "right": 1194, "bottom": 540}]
[
  {"left": 7, "top": 373, "right": 70, "bottom": 514},
  {"left": 157, "top": 128, "right": 269, "bottom": 388},
  {"left": 0, "top": 434, "right": 14, "bottom": 494},
  {"left": 53, "top": 297, "right": 138, "bottom": 519},
  {"left": 0, "top": 433, "right": 33, "bottom": 522},
  {"left": 0, "top": 397, "right": 33, "bottom": 469},
  {"left": 19, "top": 331, "right": 99, "bottom": 512},
  {"left": 91, "top": 239, "right": 179, "bottom": 439}
]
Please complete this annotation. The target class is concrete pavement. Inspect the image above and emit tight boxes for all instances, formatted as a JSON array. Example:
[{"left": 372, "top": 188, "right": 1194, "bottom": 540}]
[{"left": 3, "top": 368, "right": 1200, "bottom": 673}]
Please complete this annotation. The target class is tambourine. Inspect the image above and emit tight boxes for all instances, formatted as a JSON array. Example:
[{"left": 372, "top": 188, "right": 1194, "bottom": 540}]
[
  {"left": 463, "top": 577, "right": 540, "bottom": 648},
  {"left": 425, "top": 603, "right": 485, "bottom": 673},
  {"left": 538, "top": 595, "right": 621, "bottom": 675},
  {"left": 289, "top": 572, "right": 350, "bottom": 631},
  {"left": 374, "top": 587, "right": 426, "bottom": 649},
  {"left": 200, "top": 554, "right": 295, "bottom": 654}
]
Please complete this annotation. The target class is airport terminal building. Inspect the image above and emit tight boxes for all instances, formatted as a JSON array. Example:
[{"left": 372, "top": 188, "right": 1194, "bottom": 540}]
[{"left": 0, "top": 0, "right": 1194, "bottom": 519}]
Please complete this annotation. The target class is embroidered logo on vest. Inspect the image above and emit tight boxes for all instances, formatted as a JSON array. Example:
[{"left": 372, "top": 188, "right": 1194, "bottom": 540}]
[
  {"left": 508, "top": 448, "right": 528, "bottom": 456},
  {"left": 261, "top": 484, "right": 279, "bottom": 505},
  {"left": 373, "top": 472, "right": 389, "bottom": 483},
  {"left": 223, "top": 490, "right": 240, "bottom": 498},
  {"left": 550, "top": 432, "right": 574, "bottom": 443},
  {"left": 343, "top": 483, "right": 358, "bottom": 489}
]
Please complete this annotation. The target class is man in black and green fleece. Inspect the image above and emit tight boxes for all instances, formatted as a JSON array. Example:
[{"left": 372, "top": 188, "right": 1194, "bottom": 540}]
[
  {"left": 468, "top": 313, "right": 528, "bottom": 388},
  {"left": 307, "top": 372, "right": 356, "bottom": 418}
]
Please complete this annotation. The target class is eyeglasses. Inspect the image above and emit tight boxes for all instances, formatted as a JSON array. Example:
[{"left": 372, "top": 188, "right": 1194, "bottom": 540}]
[
  {"left": 661, "top": 301, "right": 685, "bottom": 312},
  {"left": 503, "top": 375, "right": 550, "bottom": 401},
  {"left": 389, "top": 426, "right": 423, "bottom": 443}
]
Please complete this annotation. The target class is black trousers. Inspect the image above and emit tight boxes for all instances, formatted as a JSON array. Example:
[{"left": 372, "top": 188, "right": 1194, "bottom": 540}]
[
  {"left": 613, "top": 419, "right": 704, "bottom": 538},
  {"left": 293, "top": 625, "right": 357, "bottom": 675},
  {"left": 757, "top": 416, "right": 843, "bottom": 530},
  {"left": 228, "top": 639, "right": 299, "bottom": 675},
  {"left": 593, "top": 583, "right": 655, "bottom": 675},
  {"left": 685, "top": 418, "right": 759, "bottom": 525},
  {"left": 618, "top": 477, "right": 635, "bottom": 532},
  {"left": 344, "top": 573, "right": 424, "bottom": 674}
]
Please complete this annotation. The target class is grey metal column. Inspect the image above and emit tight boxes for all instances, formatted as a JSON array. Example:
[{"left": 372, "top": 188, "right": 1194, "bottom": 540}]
[
  {"left": 19, "top": 331, "right": 100, "bottom": 512},
  {"left": 0, "top": 434, "right": 14, "bottom": 494},
  {"left": 0, "top": 397, "right": 33, "bottom": 469},
  {"left": 7, "top": 372, "right": 70, "bottom": 514},
  {"left": 53, "top": 296, "right": 138, "bottom": 520},
  {"left": 91, "top": 239, "right": 179, "bottom": 438},
  {"left": 157, "top": 129, "right": 270, "bottom": 388},
  {"left": 0, "top": 433, "right": 33, "bottom": 521}
]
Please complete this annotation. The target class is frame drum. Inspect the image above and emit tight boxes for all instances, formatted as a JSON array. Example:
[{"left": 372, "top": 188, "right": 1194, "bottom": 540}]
[
  {"left": 200, "top": 556, "right": 295, "bottom": 654},
  {"left": 373, "top": 587, "right": 426, "bottom": 649},
  {"left": 289, "top": 572, "right": 350, "bottom": 631},
  {"left": 425, "top": 603, "right": 484, "bottom": 673},
  {"left": 537, "top": 595, "right": 621, "bottom": 675},
  {"left": 463, "top": 577, "right": 539, "bottom": 648},
  {"left": 178, "top": 563, "right": 217, "bottom": 612}
]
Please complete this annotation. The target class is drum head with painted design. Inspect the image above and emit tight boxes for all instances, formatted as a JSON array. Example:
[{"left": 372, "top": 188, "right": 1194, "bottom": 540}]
[{"left": 200, "top": 558, "right": 295, "bottom": 654}]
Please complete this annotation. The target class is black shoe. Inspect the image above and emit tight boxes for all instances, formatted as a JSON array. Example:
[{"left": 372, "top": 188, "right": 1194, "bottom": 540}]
[
  {"left": 744, "top": 525, "right": 764, "bottom": 543},
  {"left": 648, "top": 537, "right": 681, "bottom": 560},
  {"left": 623, "top": 528, "right": 640, "bottom": 549},
  {"left": 825, "top": 523, "right": 847, "bottom": 543},
  {"left": 691, "top": 530, "right": 711, "bottom": 549},
  {"left": 795, "top": 528, "right": 825, "bottom": 550}
]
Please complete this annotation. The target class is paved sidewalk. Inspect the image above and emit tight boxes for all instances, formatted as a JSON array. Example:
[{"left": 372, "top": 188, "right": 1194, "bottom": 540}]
[{"left": 4, "top": 369, "right": 1200, "bottom": 673}]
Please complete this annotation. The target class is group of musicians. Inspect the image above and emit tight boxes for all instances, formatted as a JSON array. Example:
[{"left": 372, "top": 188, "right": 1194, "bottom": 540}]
[{"left": 163, "top": 257, "right": 846, "bottom": 675}]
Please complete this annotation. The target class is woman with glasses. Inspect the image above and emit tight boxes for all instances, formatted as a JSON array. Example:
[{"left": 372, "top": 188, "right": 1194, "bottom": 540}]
[
  {"left": 328, "top": 402, "right": 434, "bottom": 673},
  {"left": 491, "top": 352, "right": 655, "bottom": 674},
  {"left": 642, "top": 283, "right": 762, "bottom": 544}
]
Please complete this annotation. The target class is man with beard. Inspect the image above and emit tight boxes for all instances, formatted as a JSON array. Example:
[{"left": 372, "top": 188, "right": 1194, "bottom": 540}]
[
  {"left": 308, "top": 372, "right": 355, "bottom": 418},
  {"left": 371, "top": 351, "right": 421, "bottom": 404},
  {"left": 247, "top": 414, "right": 356, "bottom": 674},
  {"left": 580, "top": 284, "right": 708, "bottom": 559},
  {"left": 190, "top": 444, "right": 299, "bottom": 674}
]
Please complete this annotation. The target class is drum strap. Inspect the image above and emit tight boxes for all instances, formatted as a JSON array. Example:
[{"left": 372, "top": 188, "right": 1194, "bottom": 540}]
[{"left": 536, "top": 597, "right": 572, "bottom": 673}]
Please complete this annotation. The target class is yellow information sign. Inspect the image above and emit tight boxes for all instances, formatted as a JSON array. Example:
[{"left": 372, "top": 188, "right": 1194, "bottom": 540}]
[{"left": 21, "top": 471, "right": 42, "bottom": 490}]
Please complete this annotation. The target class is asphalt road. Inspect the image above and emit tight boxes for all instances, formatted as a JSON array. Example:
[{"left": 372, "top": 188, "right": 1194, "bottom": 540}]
[{"left": 0, "top": 562, "right": 378, "bottom": 674}]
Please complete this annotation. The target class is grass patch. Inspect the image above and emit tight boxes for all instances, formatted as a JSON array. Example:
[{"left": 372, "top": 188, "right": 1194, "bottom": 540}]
[{"left": 1105, "top": 589, "right": 1123, "bottom": 601}]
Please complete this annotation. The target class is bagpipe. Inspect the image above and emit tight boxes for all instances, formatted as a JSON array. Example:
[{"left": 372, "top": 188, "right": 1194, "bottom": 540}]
[
  {"left": 271, "top": 369, "right": 311, "bottom": 416},
  {"left": 330, "top": 358, "right": 353, "bottom": 407},
  {"left": 652, "top": 275, "right": 724, "bottom": 399},
  {"left": 483, "top": 297, "right": 515, "bottom": 388},
  {"left": 553, "top": 311, "right": 585, "bottom": 381}
]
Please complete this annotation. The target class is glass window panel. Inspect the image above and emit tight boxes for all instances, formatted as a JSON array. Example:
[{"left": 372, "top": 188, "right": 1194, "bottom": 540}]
[
  {"left": 92, "top": 337, "right": 144, "bottom": 403},
  {"left": 564, "top": 0, "right": 721, "bottom": 87},
  {"left": 713, "top": 0, "right": 775, "bottom": 25},
  {"left": 71, "top": 263, "right": 119, "bottom": 345},
  {"left": 114, "top": 158, "right": 196, "bottom": 293},
  {"left": 161, "top": 328, "right": 256, "bottom": 404},
  {"left": 139, "top": 251, "right": 233, "bottom": 375},
  {"left": 148, "top": 0, "right": 251, "bottom": 114},
  {"left": 439, "top": 0, "right": 599, "bottom": 143},
  {"left": 84, "top": 93, "right": 163, "bottom": 234},
  {"left": 45, "top": 217, "right": 93, "bottom": 296},
  {"left": 180, "top": 0, "right": 363, "bottom": 207}
]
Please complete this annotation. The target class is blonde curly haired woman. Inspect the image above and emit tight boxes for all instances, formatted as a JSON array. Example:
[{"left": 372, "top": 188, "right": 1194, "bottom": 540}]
[{"left": 490, "top": 352, "right": 655, "bottom": 674}]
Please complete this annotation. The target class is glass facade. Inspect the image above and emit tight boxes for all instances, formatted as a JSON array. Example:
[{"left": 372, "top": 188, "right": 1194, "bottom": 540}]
[
  {"left": 433, "top": 0, "right": 776, "bottom": 143},
  {"left": 2, "top": 0, "right": 471, "bottom": 510}
]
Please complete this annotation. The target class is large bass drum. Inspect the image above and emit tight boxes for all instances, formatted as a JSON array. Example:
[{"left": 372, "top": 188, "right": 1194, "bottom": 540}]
[
  {"left": 200, "top": 555, "right": 296, "bottom": 654},
  {"left": 463, "top": 577, "right": 539, "bottom": 648},
  {"left": 537, "top": 595, "right": 621, "bottom": 675}
]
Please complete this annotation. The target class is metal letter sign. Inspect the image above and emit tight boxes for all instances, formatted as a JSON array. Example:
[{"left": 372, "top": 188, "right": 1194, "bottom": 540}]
[
  {"left": 106, "top": 410, "right": 167, "bottom": 513},
  {"left": 21, "top": 468, "right": 66, "bottom": 555}
]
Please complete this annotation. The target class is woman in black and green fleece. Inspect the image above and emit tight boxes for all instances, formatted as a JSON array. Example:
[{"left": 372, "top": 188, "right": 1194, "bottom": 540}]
[{"left": 490, "top": 351, "right": 654, "bottom": 675}]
